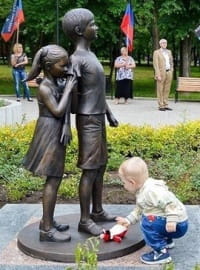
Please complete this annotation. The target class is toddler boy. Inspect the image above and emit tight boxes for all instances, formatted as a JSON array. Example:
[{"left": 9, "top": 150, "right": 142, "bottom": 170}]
[{"left": 117, "top": 157, "right": 188, "bottom": 265}]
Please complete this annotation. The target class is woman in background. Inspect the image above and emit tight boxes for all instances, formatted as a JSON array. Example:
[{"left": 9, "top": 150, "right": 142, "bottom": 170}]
[
  {"left": 114, "top": 47, "right": 136, "bottom": 104},
  {"left": 11, "top": 43, "right": 33, "bottom": 102}
]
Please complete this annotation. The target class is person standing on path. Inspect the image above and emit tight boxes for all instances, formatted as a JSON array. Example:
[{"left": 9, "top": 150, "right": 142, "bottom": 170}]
[
  {"left": 114, "top": 47, "right": 136, "bottom": 104},
  {"left": 11, "top": 43, "right": 33, "bottom": 102},
  {"left": 153, "top": 39, "right": 173, "bottom": 111}
]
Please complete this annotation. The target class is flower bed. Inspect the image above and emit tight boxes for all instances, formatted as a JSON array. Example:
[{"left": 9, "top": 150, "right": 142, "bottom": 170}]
[{"left": 0, "top": 122, "right": 200, "bottom": 203}]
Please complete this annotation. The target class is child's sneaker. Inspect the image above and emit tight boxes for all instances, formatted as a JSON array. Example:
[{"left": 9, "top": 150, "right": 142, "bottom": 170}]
[
  {"left": 140, "top": 248, "right": 172, "bottom": 265},
  {"left": 166, "top": 239, "right": 175, "bottom": 249}
]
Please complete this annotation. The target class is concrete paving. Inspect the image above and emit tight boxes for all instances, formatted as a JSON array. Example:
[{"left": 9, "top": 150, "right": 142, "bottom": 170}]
[
  {"left": 1, "top": 95, "right": 200, "bottom": 127},
  {"left": 0, "top": 204, "right": 199, "bottom": 270},
  {"left": 0, "top": 96, "right": 200, "bottom": 269}
]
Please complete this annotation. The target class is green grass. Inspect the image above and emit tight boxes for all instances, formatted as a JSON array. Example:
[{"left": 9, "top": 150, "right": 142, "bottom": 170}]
[
  {"left": 0, "top": 64, "right": 199, "bottom": 100},
  {"left": 109, "top": 65, "right": 200, "bottom": 100},
  {"left": 0, "top": 99, "right": 7, "bottom": 107},
  {"left": 0, "top": 65, "right": 34, "bottom": 96},
  {"left": 133, "top": 66, "right": 156, "bottom": 97}
]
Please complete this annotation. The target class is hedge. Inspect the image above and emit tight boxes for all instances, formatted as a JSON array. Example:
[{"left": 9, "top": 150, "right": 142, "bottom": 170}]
[{"left": 0, "top": 121, "right": 200, "bottom": 203}]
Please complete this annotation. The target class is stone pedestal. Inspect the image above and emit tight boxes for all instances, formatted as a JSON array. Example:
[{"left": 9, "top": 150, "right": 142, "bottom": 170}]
[{"left": 17, "top": 214, "right": 145, "bottom": 262}]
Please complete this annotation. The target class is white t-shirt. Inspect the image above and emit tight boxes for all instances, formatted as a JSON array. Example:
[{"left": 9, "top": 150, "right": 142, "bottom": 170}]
[{"left": 161, "top": 49, "right": 170, "bottom": 70}]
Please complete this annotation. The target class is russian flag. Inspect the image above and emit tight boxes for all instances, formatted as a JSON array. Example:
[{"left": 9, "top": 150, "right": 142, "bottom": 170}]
[
  {"left": 1, "top": 0, "right": 25, "bottom": 42},
  {"left": 120, "top": 3, "right": 134, "bottom": 52}
]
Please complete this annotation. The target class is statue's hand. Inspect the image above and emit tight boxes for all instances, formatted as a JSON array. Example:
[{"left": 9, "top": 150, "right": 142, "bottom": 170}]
[
  {"left": 107, "top": 114, "right": 119, "bottom": 127},
  {"left": 60, "top": 123, "right": 72, "bottom": 145}
]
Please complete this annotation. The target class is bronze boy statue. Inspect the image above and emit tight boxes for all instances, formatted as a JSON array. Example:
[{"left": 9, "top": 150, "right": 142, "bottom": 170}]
[{"left": 62, "top": 8, "right": 118, "bottom": 235}]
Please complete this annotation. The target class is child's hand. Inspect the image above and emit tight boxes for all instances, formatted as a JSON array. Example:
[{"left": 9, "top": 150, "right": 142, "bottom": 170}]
[
  {"left": 166, "top": 222, "right": 177, "bottom": 232},
  {"left": 116, "top": 217, "right": 130, "bottom": 228},
  {"left": 65, "top": 75, "right": 77, "bottom": 91}
]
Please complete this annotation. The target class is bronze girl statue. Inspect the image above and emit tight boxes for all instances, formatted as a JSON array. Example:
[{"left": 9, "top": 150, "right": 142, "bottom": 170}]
[{"left": 23, "top": 44, "right": 76, "bottom": 242}]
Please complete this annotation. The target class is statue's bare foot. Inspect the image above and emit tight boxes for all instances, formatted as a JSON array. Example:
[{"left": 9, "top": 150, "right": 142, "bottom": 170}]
[
  {"left": 90, "top": 210, "right": 116, "bottom": 222},
  {"left": 40, "top": 228, "right": 71, "bottom": 242},
  {"left": 78, "top": 219, "right": 102, "bottom": 236}
]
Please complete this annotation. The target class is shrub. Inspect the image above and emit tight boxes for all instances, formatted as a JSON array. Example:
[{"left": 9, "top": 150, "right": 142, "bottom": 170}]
[
  {"left": 0, "top": 121, "right": 200, "bottom": 203},
  {"left": 66, "top": 237, "right": 99, "bottom": 270}
]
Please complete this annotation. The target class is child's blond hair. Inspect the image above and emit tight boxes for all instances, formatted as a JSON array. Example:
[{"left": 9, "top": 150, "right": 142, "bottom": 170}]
[{"left": 119, "top": 157, "right": 149, "bottom": 184}]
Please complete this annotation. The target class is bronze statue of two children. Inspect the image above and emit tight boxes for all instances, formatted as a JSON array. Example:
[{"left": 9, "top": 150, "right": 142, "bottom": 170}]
[{"left": 23, "top": 8, "right": 118, "bottom": 242}]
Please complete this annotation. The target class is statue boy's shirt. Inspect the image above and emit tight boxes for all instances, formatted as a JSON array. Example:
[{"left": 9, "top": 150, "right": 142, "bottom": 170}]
[{"left": 70, "top": 49, "right": 106, "bottom": 115}]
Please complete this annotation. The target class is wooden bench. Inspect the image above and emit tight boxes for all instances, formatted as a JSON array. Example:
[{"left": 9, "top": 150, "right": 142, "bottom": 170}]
[{"left": 175, "top": 77, "right": 200, "bottom": 102}]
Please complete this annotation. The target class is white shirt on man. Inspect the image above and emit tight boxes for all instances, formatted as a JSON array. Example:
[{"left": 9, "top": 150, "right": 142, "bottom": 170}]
[{"left": 161, "top": 49, "right": 171, "bottom": 70}]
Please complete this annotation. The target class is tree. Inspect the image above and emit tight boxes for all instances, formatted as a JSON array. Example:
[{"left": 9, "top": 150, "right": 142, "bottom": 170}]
[
  {"left": 0, "top": 0, "right": 15, "bottom": 62},
  {"left": 0, "top": 0, "right": 199, "bottom": 77},
  {"left": 158, "top": 0, "right": 200, "bottom": 76}
]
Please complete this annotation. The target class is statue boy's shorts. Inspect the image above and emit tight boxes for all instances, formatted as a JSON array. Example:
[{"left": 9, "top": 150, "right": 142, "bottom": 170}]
[{"left": 76, "top": 114, "right": 108, "bottom": 169}]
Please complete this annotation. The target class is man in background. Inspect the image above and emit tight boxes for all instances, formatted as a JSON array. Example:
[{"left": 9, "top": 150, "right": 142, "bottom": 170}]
[{"left": 153, "top": 39, "right": 173, "bottom": 111}]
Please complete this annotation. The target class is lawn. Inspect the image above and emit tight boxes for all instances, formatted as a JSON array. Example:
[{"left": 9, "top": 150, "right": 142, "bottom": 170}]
[
  {"left": 0, "top": 64, "right": 199, "bottom": 100},
  {"left": 0, "top": 65, "right": 35, "bottom": 96}
]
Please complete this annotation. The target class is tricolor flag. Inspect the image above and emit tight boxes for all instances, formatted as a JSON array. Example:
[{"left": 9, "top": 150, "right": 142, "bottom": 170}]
[
  {"left": 1, "top": 0, "right": 25, "bottom": 42},
  {"left": 120, "top": 3, "right": 134, "bottom": 52}
]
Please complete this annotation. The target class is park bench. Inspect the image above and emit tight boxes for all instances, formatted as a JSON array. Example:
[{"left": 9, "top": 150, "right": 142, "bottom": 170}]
[
  {"left": 175, "top": 77, "right": 200, "bottom": 102},
  {"left": 27, "top": 73, "right": 43, "bottom": 88}
]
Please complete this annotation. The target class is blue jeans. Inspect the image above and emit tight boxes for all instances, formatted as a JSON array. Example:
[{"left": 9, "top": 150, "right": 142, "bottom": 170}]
[
  {"left": 141, "top": 215, "right": 188, "bottom": 252},
  {"left": 12, "top": 68, "right": 31, "bottom": 99}
]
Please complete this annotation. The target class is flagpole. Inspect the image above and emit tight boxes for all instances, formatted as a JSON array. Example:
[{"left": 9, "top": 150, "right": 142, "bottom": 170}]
[
  {"left": 128, "top": 0, "right": 134, "bottom": 54},
  {"left": 127, "top": 0, "right": 131, "bottom": 53},
  {"left": 16, "top": 20, "right": 19, "bottom": 44}
]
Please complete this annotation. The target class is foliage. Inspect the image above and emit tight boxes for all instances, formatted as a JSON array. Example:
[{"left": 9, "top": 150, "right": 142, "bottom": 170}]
[
  {"left": 0, "top": 0, "right": 13, "bottom": 20},
  {"left": 0, "top": 99, "right": 7, "bottom": 107},
  {"left": 0, "top": 122, "right": 43, "bottom": 201},
  {"left": 59, "top": 174, "right": 80, "bottom": 199},
  {"left": 163, "top": 262, "right": 200, "bottom": 270},
  {"left": 0, "top": 120, "right": 200, "bottom": 203},
  {"left": 0, "top": 64, "right": 199, "bottom": 99},
  {"left": 163, "top": 262, "right": 175, "bottom": 270},
  {"left": 159, "top": 0, "right": 200, "bottom": 40},
  {"left": 5, "top": 175, "right": 43, "bottom": 201},
  {"left": 106, "top": 122, "right": 200, "bottom": 203},
  {"left": 66, "top": 237, "right": 99, "bottom": 270},
  {"left": 0, "top": 0, "right": 199, "bottom": 77}
]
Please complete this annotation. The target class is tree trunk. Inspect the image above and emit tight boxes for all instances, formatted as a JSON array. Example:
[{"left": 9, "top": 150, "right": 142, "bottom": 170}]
[
  {"left": 179, "top": 35, "right": 192, "bottom": 77},
  {"left": 152, "top": 4, "right": 160, "bottom": 51},
  {"left": 193, "top": 46, "right": 198, "bottom": 67},
  {"left": 147, "top": 53, "right": 150, "bottom": 66},
  {"left": 172, "top": 38, "right": 177, "bottom": 80}
]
